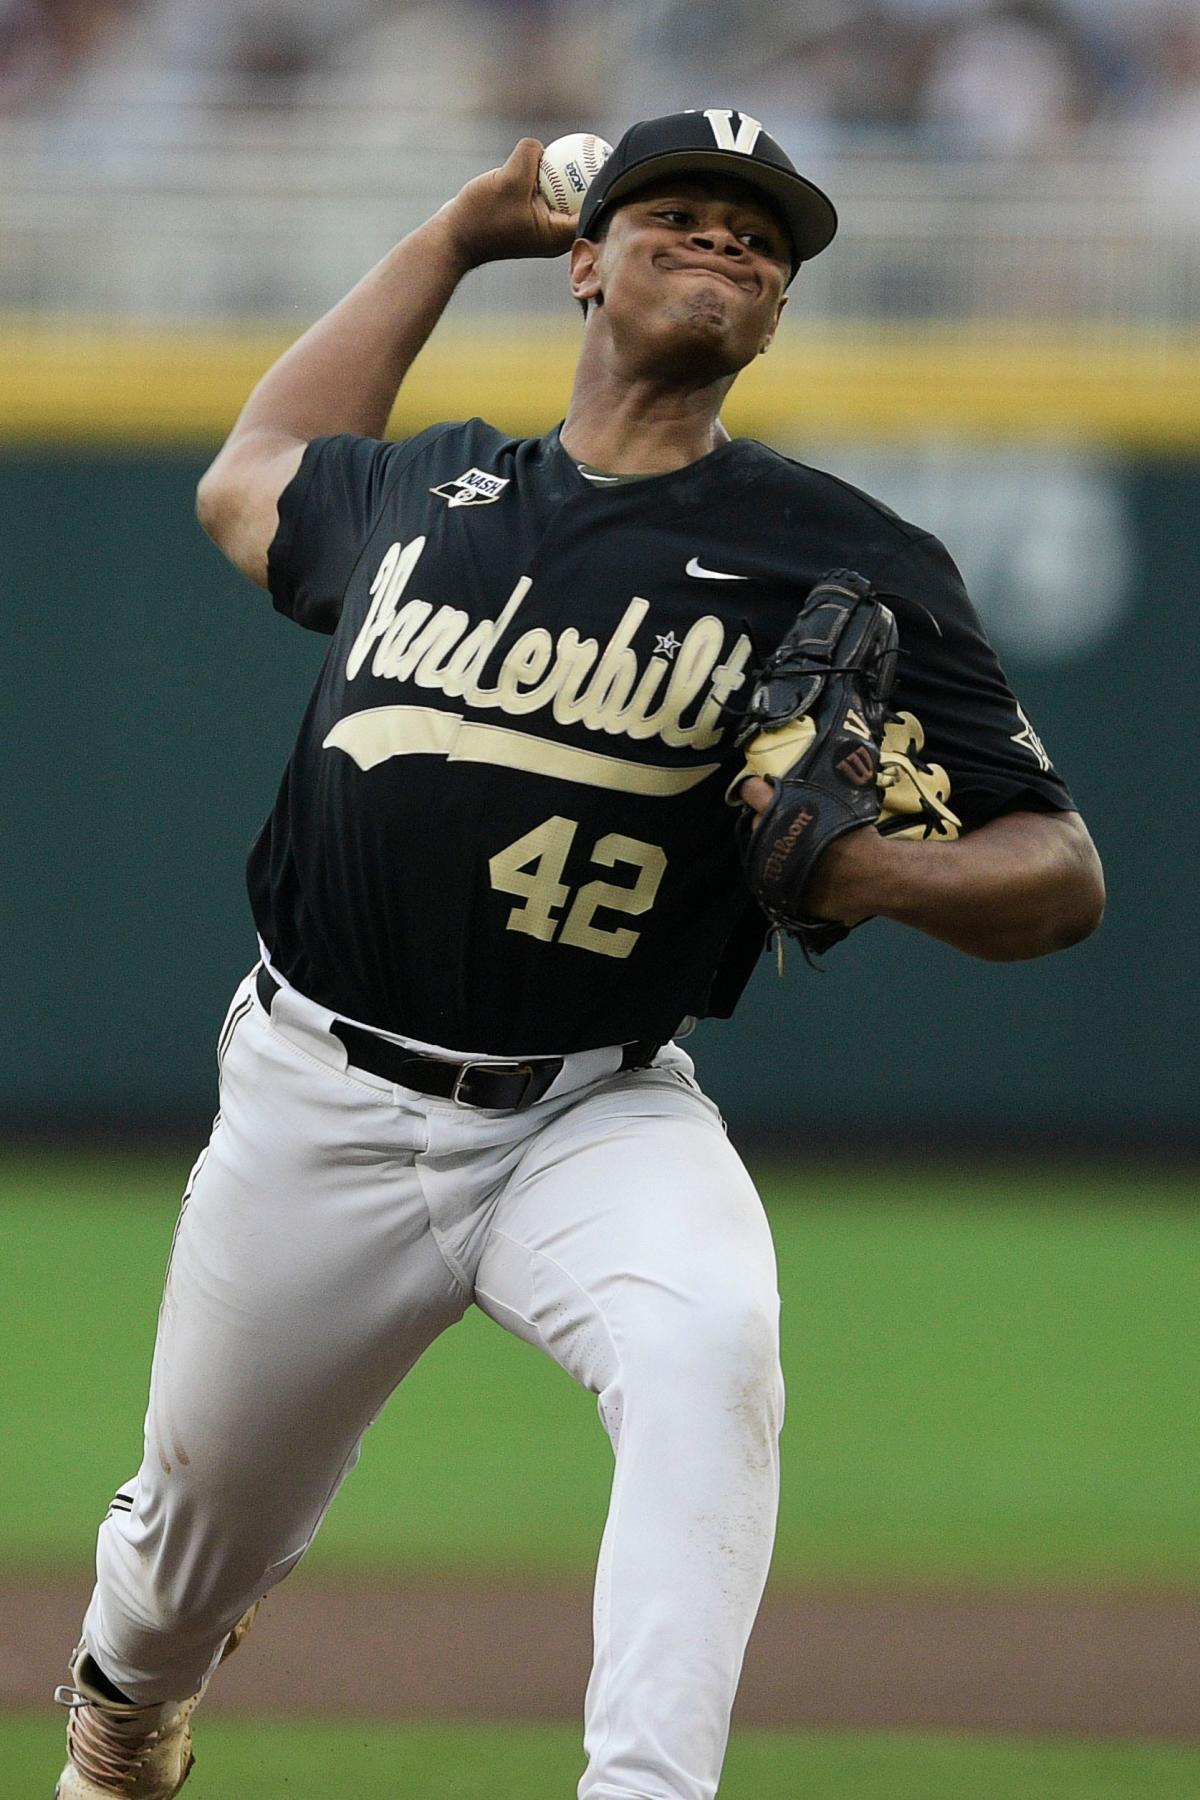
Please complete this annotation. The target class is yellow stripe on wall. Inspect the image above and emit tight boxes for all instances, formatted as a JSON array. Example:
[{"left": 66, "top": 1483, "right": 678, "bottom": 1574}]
[{"left": 2, "top": 317, "right": 1199, "bottom": 448}]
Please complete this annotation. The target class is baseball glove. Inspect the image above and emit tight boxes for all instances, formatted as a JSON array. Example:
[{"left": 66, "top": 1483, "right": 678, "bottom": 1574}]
[{"left": 731, "top": 569, "right": 899, "bottom": 958}]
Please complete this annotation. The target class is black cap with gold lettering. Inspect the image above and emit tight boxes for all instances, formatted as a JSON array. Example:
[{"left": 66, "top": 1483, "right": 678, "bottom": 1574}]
[{"left": 577, "top": 110, "right": 838, "bottom": 281}]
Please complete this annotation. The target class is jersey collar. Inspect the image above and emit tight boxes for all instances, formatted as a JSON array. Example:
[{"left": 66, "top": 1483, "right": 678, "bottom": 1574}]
[{"left": 540, "top": 425, "right": 763, "bottom": 511}]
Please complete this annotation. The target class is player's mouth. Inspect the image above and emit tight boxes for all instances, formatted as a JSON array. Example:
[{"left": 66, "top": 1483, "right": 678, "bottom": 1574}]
[{"left": 658, "top": 257, "right": 759, "bottom": 296}]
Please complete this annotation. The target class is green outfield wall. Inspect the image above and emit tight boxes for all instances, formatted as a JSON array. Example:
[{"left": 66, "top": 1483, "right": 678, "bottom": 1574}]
[{"left": 2, "top": 336, "right": 1196, "bottom": 1144}]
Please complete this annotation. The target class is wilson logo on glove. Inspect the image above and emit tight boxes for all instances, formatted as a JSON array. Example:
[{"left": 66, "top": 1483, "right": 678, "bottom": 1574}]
[
  {"left": 835, "top": 745, "right": 877, "bottom": 786},
  {"left": 764, "top": 808, "right": 815, "bottom": 882}
]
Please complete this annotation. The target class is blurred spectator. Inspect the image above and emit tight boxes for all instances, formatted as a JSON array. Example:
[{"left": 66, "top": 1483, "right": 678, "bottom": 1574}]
[
  {"left": 0, "top": 0, "right": 54, "bottom": 108},
  {"left": 0, "top": 0, "right": 135, "bottom": 109},
  {"left": 612, "top": 0, "right": 934, "bottom": 157},
  {"left": 749, "top": 4, "right": 936, "bottom": 131},
  {"left": 918, "top": 1, "right": 1099, "bottom": 151},
  {"left": 80, "top": 0, "right": 380, "bottom": 94},
  {"left": 464, "top": 0, "right": 615, "bottom": 130},
  {"left": 1137, "top": 12, "right": 1200, "bottom": 234}
]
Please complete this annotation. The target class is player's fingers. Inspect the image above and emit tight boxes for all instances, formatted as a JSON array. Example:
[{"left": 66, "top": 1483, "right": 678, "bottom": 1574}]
[
  {"left": 738, "top": 775, "right": 777, "bottom": 835},
  {"left": 504, "top": 137, "right": 545, "bottom": 188},
  {"left": 542, "top": 207, "right": 580, "bottom": 236},
  {"left": 532, "top": 206, "right": 581, "bottom": 257},
  {"left": 740, "top": 776, "right": 774, "bottom": 817}
]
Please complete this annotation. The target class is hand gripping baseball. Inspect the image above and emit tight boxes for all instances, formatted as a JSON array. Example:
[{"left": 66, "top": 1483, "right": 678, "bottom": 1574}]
[
  {"left": 732, "top": 571, "right": 899, "bottom": 958},
  {"left": 440, "top": 138, "right": 580, "bottom": 269}
]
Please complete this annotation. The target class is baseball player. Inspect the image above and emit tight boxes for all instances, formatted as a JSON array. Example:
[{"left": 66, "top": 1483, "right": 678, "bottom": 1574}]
[{"left": 55, "top": 111, "right": 1104, "bottom": 1799}]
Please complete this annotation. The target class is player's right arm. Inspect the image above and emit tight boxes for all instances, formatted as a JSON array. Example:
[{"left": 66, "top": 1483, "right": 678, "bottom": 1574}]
[{"left": 196, "top": 139, "right": 576, "bottom": 589}]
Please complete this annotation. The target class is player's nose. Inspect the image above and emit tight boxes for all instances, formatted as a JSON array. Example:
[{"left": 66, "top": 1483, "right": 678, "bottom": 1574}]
[{"left": 689, "top": 223, "right": 746, "bottom": 258}]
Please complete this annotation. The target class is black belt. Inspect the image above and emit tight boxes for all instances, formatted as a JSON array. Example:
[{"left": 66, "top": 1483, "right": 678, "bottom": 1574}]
[{"left": 255, "top": 966, "right": 657, "bottom": 1112}]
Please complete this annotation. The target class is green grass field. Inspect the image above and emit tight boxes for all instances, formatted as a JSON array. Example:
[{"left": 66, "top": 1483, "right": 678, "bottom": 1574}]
[
  {"left": 5, "top": 1154, "right": 1197, "bottom": 1796},
  {"left": 8, "top": 1716, "right": 1200, "bottom": 1800},
  {"left": 1, "top": 1153, "right": 1196, "bottom": 1584}
]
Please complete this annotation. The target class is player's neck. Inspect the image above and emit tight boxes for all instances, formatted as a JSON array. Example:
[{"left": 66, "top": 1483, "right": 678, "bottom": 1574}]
[{"left": 561, "top": 355, "right": 734, "bottom": 475}]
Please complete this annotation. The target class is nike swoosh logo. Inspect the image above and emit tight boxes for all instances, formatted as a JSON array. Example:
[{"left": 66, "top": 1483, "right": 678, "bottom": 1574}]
[{"left": 686, "top": 557, "right": 749, "bottom": 581}]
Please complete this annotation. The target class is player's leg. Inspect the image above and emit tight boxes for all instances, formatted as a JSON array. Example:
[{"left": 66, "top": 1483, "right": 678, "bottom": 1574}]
[
  {"left": 77, "top": 975, "right": 468, "bottom": 1708},
  {"left": 474, "top": 1055, "right": 782, "bottom": 1800}
]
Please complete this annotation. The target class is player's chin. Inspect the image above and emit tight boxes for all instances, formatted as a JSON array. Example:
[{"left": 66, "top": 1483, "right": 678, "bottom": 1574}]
[
  {"left": 665, "top": 319, "right": 761, "bottom": 380},
  {"left": 653, "top": 297, "right": 759, "bottom": 372}
]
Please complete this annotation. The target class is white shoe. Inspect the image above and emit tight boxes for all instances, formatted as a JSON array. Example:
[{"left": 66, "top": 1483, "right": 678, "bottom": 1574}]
[{"left": 53, "top": 1603, "right": 259, "bottom": 1798}]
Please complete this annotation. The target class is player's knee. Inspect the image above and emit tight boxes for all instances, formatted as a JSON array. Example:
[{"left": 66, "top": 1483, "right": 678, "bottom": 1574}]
[
  {"left": 622, "top": 1287, "right": 782, "bottom": 1421},
  {"left": 129, "top": 1520, "right": 277, "bottom": 1643},
  {"left": 139, "top": 1564, "right": 237, "bottom": 1640},
  {"left": 701, "top": 1287, "right": 780, "bottom": 1366},
  {"left": 699, "top": 1291, "right": 782, "bottom": 1415}
]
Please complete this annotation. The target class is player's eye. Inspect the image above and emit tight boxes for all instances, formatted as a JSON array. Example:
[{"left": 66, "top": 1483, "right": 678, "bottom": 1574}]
[
  {"left": 655, "top": 208, "right": 692, "bottom": 226},
  {"left": 739, "top": 230, "right": 777, "bottom": 254}
]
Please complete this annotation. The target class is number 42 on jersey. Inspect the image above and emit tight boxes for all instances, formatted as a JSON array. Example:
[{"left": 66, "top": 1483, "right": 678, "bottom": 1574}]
[{"left": 489, "top": 816, "right": 666, "bottom": 960}]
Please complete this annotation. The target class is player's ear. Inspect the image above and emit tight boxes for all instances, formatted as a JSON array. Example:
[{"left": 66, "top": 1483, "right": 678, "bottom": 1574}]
[
  {"left": 758, "top": 293, "right": 787, "bottom": 355},
  {"left": 570, "top": 237, "right": 603, "bottom": 309}
]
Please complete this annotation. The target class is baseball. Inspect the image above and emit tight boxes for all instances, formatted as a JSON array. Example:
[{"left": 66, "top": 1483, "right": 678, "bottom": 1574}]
[{"left": 538, "top": 132, "right": 613, "bottom": 215}]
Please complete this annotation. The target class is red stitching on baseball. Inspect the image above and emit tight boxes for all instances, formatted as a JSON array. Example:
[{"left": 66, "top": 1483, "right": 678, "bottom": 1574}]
[{"left": 545, "top": 166, "right": 571, "bottom": 211}]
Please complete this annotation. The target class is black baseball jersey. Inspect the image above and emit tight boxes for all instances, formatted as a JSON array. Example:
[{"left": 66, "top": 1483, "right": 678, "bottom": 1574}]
[{"left": 251, "top": 420, "right": 1073, "bottom": 1055}]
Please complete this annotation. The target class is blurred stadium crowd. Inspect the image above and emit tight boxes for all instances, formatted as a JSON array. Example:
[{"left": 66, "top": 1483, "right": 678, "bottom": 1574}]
[
  {"left": 2, "top": 0, "right": 1198, "bottom": 154},
  {"left": 0, "top": 1, "right": 1196, "bottom": 323}
]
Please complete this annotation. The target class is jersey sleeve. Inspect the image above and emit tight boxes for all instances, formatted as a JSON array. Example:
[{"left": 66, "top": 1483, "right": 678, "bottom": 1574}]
[
  {"left": 874, "top": 530, "right": 1075, "bottom": 836},
  {"left": 266, "top": 432, "right": 418, "bottom": 634}
]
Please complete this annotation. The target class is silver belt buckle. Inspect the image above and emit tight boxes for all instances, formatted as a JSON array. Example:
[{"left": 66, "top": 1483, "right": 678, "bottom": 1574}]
[{"left": 451, "top": 1058, "right": 531, "bottom": 1109}]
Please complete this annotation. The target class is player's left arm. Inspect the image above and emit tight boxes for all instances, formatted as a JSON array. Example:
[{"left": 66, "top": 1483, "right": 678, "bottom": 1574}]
[
  {"left": 740, "top": 527, "right": 1105, "bottom": 961},
  {"left": 792, "top": 803, "right": 1104, "bottom": 961}
]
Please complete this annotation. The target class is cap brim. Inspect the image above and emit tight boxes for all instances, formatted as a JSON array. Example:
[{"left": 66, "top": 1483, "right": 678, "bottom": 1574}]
[{"left": 584, "top": 148, "right": 837, "bottom": 275}]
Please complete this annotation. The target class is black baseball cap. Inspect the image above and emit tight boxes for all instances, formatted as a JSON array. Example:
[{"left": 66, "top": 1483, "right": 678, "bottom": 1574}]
[{"left": 577, "top": 109, "right": 837, "bottom": 282}]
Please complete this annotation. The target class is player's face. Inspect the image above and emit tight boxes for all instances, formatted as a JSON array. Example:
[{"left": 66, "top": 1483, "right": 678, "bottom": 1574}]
[{"left": 571, "top": 175, "right": 791, "bottom": 380}]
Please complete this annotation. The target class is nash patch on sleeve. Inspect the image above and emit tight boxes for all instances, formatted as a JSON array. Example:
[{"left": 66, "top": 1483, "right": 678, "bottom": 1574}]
[{"left": 430, "top": 468, "right": 511, "bottom": 509}]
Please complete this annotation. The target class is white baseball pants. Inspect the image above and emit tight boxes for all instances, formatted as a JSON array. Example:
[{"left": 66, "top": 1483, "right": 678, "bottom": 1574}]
[{"left": 81, "top": 968, "right": 784, "bottom": 1800}]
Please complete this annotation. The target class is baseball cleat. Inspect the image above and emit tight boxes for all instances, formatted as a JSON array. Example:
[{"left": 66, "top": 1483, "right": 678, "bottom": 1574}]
[{"left": 53, "top": 1602, "right": 259, "bottom": 1798}]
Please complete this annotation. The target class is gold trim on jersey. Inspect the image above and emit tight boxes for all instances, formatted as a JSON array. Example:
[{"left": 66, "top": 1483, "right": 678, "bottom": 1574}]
[
  {"left": 878, "top": 711, "right": 961, "bottom": 840},
  {"left": 324, "top": 706, "right": 720, "bottom": 796}
]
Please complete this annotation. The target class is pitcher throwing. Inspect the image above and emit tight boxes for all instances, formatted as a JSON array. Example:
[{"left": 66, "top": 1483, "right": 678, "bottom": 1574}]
[{"left": 56, "top": 110, "right": 1103, "bottom": 1799}]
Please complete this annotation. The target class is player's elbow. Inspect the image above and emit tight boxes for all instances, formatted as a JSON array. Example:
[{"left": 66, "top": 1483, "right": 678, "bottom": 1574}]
[
  {"left": 195, "top": 464, "right": 232, "bottom": 545},
  {"left": 1028, "top": 888, "right": 1104, "bottom": 959},
  {"left": 195, "top": 450, "right": 254, "bottom": 557},
  {"left": 1049, "top": 815, "right": 1105, "bottom": 951},
  {"left": 971, "top": 895, "right": 1102, "bottom": 964},
  {"left": 989, "top": 823, "right": 1105, "bottom": 961},
  {"left": 196, "top": 429, "right": 305, "bottom": 589},
  {"left": 195, "top": 458, "right": 272, "bottom": 590}
]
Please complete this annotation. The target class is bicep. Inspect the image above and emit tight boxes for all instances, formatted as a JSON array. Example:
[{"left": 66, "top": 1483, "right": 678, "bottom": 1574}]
[
  {"left": 878, "top": 807, "right": 1105, "bottom": 960},
  {"left": 969, "top": 806, "right": 1096, "bottom": 866},
  {"left": 977, "top": 807, "right": 1103, "bottom": 890},
  {"left": 196, "top": 429, "right": 308, "bottom": 590}
]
